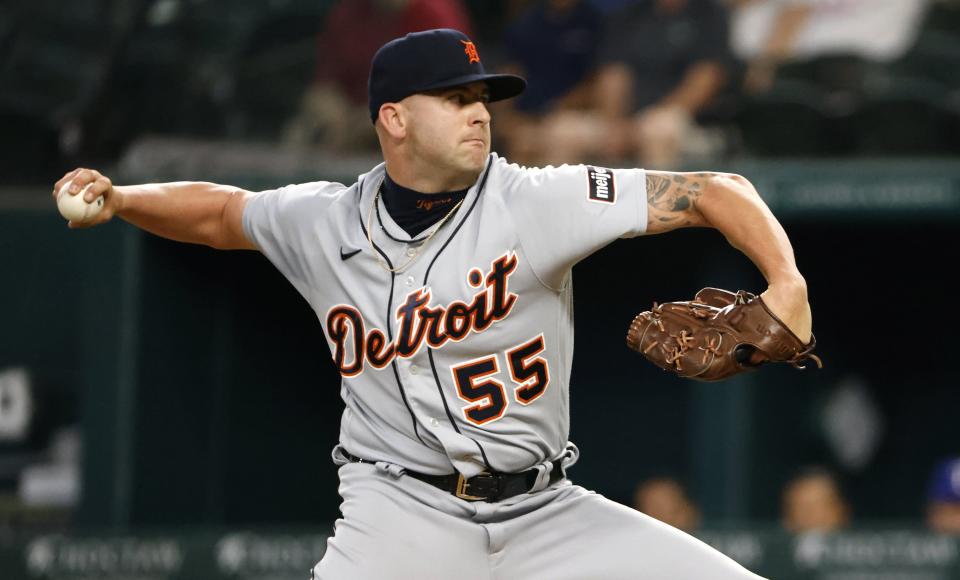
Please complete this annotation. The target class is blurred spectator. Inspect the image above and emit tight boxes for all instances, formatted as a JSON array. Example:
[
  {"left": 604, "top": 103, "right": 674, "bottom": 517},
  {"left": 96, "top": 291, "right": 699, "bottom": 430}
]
[
  {"left": 537, "top": 0, "right": 732, "bottom": 167},
  {"left": 926, "top": 457, "right": 960, "bottom": 534},
  {"left": 493, "top": 0, "right": 603, "bottom": 164},
  {"left": 632, "top": 477, "right": 701, "bottom": 532},
  {"left": 781, "top": 466, "right": 850, "bottom": 533},
  {"left": 729, "top": 0, "right": 931, "bottom": 94},
  {"left": 503, "top": 0, "right": 602, "bottom": 114},
  {"left": 283, "top": 0, "right": 473, "bottom": 151}
]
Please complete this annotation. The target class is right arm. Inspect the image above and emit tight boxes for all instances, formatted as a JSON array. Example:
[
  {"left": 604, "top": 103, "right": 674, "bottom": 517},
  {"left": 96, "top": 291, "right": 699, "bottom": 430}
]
[{"left": 53, "top": 168, "right": 256, "bottom": 250}]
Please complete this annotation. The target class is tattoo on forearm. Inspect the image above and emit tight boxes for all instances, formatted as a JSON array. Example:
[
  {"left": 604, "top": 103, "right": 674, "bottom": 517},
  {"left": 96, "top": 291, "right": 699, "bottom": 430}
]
[{"left": 646, "top": 173, "right": 709, "bottom": 228}]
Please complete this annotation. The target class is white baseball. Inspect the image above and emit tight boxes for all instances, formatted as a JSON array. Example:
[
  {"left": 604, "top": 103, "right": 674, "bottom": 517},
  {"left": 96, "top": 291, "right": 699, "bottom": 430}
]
[{"left": 56, "top": 182, "right": 104, "bottom": 223}]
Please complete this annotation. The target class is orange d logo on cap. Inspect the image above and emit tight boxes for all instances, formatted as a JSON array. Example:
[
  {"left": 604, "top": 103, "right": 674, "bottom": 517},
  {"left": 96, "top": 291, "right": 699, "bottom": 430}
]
[{"left": 461, "top": 40, "right": 480, "bottom": 64}]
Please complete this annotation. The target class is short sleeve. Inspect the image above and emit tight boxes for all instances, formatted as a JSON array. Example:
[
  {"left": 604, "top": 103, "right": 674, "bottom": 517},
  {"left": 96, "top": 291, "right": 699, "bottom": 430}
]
[
  {"left": 502, "top": 162, "right": 647, "bottom": 290},
  {"left": 242, "top": 181, "right": 344, "bottom": 296}
]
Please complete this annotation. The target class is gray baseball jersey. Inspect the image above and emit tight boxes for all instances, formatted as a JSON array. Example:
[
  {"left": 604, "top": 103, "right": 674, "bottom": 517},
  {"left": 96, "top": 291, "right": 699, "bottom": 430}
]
[
  {"left": 243, "top": 154, "right": 644, "bottom": 479},
  {"left": 242, "top": 153, "right": 765, "bottom": 579}
]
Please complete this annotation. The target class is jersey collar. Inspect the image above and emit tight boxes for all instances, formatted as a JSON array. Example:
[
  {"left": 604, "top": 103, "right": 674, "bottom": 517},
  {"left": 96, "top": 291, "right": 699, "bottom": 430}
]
[{"left": 357, "top": 155, "right": 494, "bottom": 245}]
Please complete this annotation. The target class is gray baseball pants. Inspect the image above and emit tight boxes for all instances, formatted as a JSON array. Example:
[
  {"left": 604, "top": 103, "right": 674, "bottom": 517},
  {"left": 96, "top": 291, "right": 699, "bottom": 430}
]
[{"left": 312, "top": 461, "right": 766, "bottom": 579}]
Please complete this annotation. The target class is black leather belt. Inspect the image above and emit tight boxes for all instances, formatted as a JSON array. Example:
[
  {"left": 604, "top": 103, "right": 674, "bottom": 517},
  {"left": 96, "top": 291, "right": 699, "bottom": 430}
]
[{"left": 342, "top": 451, "right": 565, "bottom": 502}]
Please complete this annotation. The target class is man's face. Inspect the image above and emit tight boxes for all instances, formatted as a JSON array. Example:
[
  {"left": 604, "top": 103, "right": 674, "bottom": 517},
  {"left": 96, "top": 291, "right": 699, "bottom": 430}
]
[
  {"left": 633, "top": 479, "right": 700, "bottom": 532},
  {"left": 400, "top": 82, "right": 492, "bottom": 180},
  {"left": 782, "top": 476, "right": 848, "bottom": 533}
]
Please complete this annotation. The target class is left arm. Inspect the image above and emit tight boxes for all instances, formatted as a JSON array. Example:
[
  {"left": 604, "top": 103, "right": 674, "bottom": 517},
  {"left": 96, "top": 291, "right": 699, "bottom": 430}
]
[{"left": 644, "top": 171, "right": 812, "bottom": 343}]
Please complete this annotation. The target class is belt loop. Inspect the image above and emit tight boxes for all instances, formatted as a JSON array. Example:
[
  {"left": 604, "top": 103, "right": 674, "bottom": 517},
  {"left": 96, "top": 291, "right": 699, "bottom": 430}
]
[
  {"left": 375, "top": 461, "right": 406, "bottom": 479},
  {"left": 527, "top": 461, "right": 554, "bottom": 493},
  {"left": 331, "top": 444, "right": 353, "bottom": 466}
]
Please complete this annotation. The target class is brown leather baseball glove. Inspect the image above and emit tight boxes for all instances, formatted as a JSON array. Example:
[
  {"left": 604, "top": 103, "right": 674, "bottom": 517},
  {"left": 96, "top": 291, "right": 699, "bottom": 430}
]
[{"left": 626, "top": 287, "right": 822, "bottom": 382}]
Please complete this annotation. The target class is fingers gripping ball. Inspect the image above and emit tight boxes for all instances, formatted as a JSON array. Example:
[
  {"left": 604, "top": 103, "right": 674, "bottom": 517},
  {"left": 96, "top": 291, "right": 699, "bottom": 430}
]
[
  {"left": 56, "top": 182, "right": 104, "bottom": 223},
  {"left": 626, "top": 287, "right": 822, "bottom": 382}
]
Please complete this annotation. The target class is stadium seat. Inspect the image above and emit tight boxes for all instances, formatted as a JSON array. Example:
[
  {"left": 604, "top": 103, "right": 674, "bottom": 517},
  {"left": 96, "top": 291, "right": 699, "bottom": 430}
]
[
  {"left": 0, "top": 1, "right": 124, "bottom": 180},
  {"left": 892, "top": 31, "right": 960, "bottom": 91},
  {"left": 775, "top": 55, "right": 868, "bottom": 95},
  {"left": 225, "top": 9, "right": 327, "bottom": 139},
  {"left": 0, "top": 3, "right": 116, "bottom": 120},
  {"left": 734, "top": 80, "right": 855, "bottom": 157},
  {"left": 851, "top": 76, "right": 953, "bottom": 155}
]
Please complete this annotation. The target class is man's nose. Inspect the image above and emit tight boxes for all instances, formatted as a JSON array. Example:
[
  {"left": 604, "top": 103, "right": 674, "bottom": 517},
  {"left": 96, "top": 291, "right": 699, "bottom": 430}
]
[{"left": 470, "top": 102, "right": 491, "bottom": 125}]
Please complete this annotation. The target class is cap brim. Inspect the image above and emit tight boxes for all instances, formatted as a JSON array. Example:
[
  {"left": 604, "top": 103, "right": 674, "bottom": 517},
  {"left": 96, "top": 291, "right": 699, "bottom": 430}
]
[{"left": 417, "top": 73, "right": 526, "bottom": 103}]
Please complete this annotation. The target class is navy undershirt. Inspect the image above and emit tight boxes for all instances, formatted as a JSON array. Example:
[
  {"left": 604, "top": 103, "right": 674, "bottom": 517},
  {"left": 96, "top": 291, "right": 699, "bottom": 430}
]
[{"left": 380, "top": 172, "right": 468, "bottom": 238}]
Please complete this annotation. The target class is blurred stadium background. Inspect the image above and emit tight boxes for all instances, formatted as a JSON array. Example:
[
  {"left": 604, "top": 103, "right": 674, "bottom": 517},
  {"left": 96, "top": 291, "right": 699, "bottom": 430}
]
[{"left": 2, "top": 0, "right": 960, "bottom": 578}]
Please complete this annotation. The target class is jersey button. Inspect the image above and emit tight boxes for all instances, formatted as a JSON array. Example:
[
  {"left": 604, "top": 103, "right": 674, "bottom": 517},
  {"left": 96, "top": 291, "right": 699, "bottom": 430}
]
[
  {"left": 405, "top": 247, "right": 417, "bottom": 257},
  {"left": 410, "top": 364, "right": 420, "bottom": 375},
  {"left": 405, "top": 276, "right": 415, "bottom": 287},
  {"left": 430, "top": 418, "right": 440, "bottom": 428}
]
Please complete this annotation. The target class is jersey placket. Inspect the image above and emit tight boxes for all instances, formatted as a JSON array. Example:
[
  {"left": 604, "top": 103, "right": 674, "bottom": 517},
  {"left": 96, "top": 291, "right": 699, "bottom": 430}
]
[{"left": 365, "top": 168, "right": 495, "bottom": 477}]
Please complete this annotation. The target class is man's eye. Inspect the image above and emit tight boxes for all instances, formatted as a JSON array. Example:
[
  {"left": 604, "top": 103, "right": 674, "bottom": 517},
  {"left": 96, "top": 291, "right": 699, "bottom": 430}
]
[{"left": 447, "top": 93, "right": 486, "bottom": 104}]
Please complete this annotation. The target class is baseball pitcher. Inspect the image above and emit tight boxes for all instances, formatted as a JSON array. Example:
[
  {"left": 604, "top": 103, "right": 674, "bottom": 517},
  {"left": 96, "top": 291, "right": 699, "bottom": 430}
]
[{"left": 53, "top": 29, "right": 817, "bottom": 579}]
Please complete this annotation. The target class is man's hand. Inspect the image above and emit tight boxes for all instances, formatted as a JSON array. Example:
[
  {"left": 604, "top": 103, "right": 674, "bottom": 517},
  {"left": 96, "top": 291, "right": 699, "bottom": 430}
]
[
  {"left": 53, "top": 168, "right": 122, "bottom": 229},
  {"left": 760, "top": 277, "right": 812, "bottom": 344}
]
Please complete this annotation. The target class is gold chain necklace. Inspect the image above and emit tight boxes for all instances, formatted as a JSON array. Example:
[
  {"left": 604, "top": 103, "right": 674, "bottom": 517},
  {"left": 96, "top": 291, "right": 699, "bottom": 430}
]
[{"left": 366, "top": 178, "right": 466, "bottom": 274}]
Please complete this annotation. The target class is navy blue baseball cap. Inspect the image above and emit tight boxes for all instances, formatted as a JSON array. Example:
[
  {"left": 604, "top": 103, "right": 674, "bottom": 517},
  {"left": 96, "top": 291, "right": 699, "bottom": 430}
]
[
  {"left": 368, "top": 28, "right": 526, "bottom": 123},
  {"left": 928, "top": 458, "right": 960, "bottom": 503}
]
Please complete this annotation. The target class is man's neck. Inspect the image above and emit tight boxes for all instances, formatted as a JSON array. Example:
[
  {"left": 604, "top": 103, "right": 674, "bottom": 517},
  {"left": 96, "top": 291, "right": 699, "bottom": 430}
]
[
  {"left": 383, "top": 161, "right": 481, "bottom": 194},
  {"left": 380, "top": 172, "right": 469, "bottom": 237}
]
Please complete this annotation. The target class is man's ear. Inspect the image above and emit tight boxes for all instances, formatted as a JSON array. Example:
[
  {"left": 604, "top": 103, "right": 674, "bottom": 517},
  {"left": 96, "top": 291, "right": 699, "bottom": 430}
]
[{"left": 378, "top": 103, "right": 406, "bottom": 139}]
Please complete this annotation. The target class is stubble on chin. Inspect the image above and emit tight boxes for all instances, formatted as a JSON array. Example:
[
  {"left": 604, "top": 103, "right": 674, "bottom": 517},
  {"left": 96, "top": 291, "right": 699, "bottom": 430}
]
[{"left": 462, "top": 149, "right": 488, "bottom": 180}]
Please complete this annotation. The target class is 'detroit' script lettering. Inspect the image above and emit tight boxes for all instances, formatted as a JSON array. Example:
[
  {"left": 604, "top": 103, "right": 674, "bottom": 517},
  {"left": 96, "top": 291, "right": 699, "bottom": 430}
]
[{"left": 326, "top": 253, "right": 519, "bottom": 376}]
